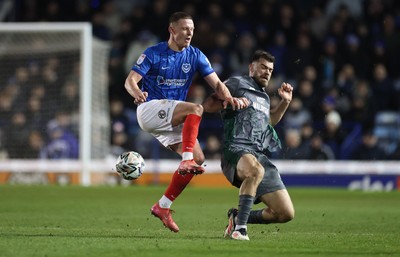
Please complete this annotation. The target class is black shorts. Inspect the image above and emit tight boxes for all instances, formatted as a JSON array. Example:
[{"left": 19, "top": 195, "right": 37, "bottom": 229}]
[{"left": 221, "top": 146, "right": 286, "bottom": 203}]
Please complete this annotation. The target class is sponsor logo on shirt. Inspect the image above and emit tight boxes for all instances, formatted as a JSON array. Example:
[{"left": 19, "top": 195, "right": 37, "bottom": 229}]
[
  {"left": 256, "top": 96, "right": 266, "bottom": 103},
  {"left": 253, "top": 102, "right": 268, "bottom": 113},
  {"left": 157, "top": 76, "right": 187, "bottom": 87}
]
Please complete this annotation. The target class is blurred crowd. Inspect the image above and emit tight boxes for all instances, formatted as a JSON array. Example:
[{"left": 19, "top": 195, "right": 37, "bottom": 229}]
[{"left": 2, "top": 0, "right": 400, "bottom": 160}]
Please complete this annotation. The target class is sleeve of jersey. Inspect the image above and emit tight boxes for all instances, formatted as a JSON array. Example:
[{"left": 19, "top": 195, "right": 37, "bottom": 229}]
[
  {"left": 197, "top": 50, "right": 214, "bottom": 77},
  {"left": 131, "top": 49, "right": 152, "bottom": 77}
]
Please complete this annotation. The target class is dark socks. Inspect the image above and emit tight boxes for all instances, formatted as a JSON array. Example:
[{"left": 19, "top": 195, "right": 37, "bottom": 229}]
[
  {"left": 236, "top": 194, "right": 255, "bottom": 226},
  {"left": 247, "top": 209, "right": 269, "bottom": 224}
]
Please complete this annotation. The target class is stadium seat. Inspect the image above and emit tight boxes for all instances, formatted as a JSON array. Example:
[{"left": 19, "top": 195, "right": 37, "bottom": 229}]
[{"left": 373, "top": 111, "right": 400, "bottom": 155}]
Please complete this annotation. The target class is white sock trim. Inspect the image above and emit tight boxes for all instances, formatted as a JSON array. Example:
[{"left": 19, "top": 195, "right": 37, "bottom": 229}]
[
  {"left": 182, "top": 152, "right": 193, "bottom": 161},
  {"left": 235, "top": 225, "right": 247, "bottom": 231},
  {"left": 159, "top": 195, "right": 173, "bottom": 208}
]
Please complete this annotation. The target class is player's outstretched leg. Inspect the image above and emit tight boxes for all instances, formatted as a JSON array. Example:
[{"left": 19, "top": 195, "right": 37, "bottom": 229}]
[{"left": 150, "top": 202, "right": 179, "bottom": 232}]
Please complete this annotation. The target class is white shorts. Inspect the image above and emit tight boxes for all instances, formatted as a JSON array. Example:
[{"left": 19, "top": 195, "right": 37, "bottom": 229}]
[{"left": 137, "top": 99, "right": 183, "bottom": 147}]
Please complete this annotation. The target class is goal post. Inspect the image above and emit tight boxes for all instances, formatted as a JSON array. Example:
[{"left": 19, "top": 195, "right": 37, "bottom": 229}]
[{"left": 0, "top": 23, "right": 110, "bottom": 185}]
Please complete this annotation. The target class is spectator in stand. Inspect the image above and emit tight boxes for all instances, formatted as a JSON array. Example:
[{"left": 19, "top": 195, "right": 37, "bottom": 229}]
[
  {"left": 202, "top": 134, "right": 221, "bottom": 160},
  {"left": 230, "top": 1, "right": 253, "bottom": 35},
  {"left": 40, "top": 123, "right": 79, "bottom": 159},
  {"left": 91, "top": 11, "right": 112, "bottom": 41},
  {"left": 342, "top": 34, "right": 369, "bottom": 78},
  {"left": 326, "top": 0, "right": 363, "bottom": 19},
  {"left": 332, "top": 89, "right": 352, "bottom": 121},
  {"left": 190, "top": 18, "right": 215, "bottom": 53},
  {"left": 380, "top": 13, "right": 400, "bottom": 79},
  {"left": 124, "top": 30, "right": 158, "bottom": 74},
  {"left": 308, "top": 133, "right": 335, "bottom": 160},
  {"left": 101, "top": 1, "right": 121, "bottom": 38},
  {"left": 3, "top": 111, "right": 31, "bottom": 158},
  {"left": 12, "top": 66, "right": 30, "bottom": 101},
  {"left": 336, "top": 63, "right": 357, "bottom": 98},
  {"left": 229, "top": 32, "right": 257, "bottom": 76},
  {"left": 299, "top": 122, "right": 314, "bottom": 150},
  {"left": 276, "top": 3, "right": 297, "bottom": 44},
  {"left": 296, "top": 79, "right": 318, "bottom": 112},
  {"left": 370, "top": 63, "right": 395, "bottom": 111},
  {"left": 206, "top": 2, "right": 231, "bottom": 35},
  {"left": 320, "top": 97, "right": 338, "bottom": 120},
  {"left": 58, "top": 79, "right": 79, "bottom": 114},
  {"left": 25, "top": 96, "right": 47, "bottom": 131},
  {"left": 24, "top": 130, "right": 44, "bottom": 159},
  {"left": 0, "top": 89, "right": 14, "bottom": 128},
  {"left": 283, "top": 32, "right": 315, "bottom": 81},
  {"left": 110, "top": 98, "right": 131, "bottom": 140},
  {"left": 267, "top": 31, "right": 287, "bottom": 79},
  {"left": 321, "top": 110, "right": 347, "bottom": 158},
  {"left": 282, "top": 97, "right": 312, "bottom": 130},
  {"left": 209, "top": 31, "right": 233, "bottom": 78},
  {"left": 351, "top": 130, "right": 386, "bottom": 160},
  {"left": 145, "top": 0, "right": 170, "bottom": 39},
  {"left": 371, "top": 40, "right": 389, "bottom": 73},
  {"left": 110, "top": 131, "right": 130, "bottom": 158},
  {"left": 279, "top": 129, "right": 310, "bottom": 160},
  {"left": 308, "top": 5, "right": 329, "bottom": 41},
  {"left": 318, "top": 37, "right": 343, "bottom": 88},
  {"left": 349, "top": 79, "right": 376, "bottom": 128}
]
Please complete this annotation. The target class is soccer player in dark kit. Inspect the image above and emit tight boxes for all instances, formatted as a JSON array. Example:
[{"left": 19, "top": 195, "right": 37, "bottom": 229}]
[{"left": 203, "top": 50, "right": 295, "bottom": 240}]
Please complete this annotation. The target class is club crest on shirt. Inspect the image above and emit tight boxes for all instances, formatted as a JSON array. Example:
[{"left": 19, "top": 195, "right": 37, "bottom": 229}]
[
  {"left": 182, "top": 63, "right": 191, "bottom": 73},
  {"left": 136, "top": 54, "right": 146, "bottom": 65}
]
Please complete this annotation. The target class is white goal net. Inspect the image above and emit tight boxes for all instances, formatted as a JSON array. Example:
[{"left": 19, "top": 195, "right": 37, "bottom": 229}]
[{"left": 0, "top": 23, "right": 110, "bottom": 185}]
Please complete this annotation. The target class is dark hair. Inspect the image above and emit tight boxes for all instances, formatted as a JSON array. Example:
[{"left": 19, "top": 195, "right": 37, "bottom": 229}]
[
  {"left": 251, "top": 50, "right": 275, "bottom": 63},
  {"left": 169, "top": 12, "right": 192, "bottom": 24}
]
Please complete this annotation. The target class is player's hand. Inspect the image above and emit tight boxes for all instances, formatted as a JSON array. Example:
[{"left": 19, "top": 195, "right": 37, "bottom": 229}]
[
  {"left": 278, "top": 82, "right": 293, "bottom": 102},
  {"left": 221, "top": 96, "right": 233, "bottom": 110},
  {"left": 234, "top": 97, "right": 249, "bottom": 109},
  {"left": 133, "top": 90, "right": 148, "bottom": 105},
  {"left": 222, "top": 97, "right": 249, "bottom": 110}
]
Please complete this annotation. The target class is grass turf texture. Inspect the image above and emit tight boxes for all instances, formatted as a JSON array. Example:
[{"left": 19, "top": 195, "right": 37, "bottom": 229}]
[{"left": 0, "top": 185, "right": 399, "bottom": 257}]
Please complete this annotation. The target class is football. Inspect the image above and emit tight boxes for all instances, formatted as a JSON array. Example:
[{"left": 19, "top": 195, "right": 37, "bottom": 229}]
[{"left": 115, "top": 151, "right": 145, "bottom": 180}]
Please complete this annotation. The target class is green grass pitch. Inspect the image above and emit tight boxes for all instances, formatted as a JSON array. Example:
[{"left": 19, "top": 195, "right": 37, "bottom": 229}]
[{"left": 0, "top": 185, "right": 399, "bottom": 257}]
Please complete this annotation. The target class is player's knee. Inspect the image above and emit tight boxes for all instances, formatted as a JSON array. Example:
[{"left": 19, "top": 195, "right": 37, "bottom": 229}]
[
  {"left": 191, "top": 103, "right": 203, "bottom": 116},
  {"left": 279, "top": 209, "right": 295, "bottom": 223},
  {"left": 249, "top": 163, "right": 264, "bottom": 183}
]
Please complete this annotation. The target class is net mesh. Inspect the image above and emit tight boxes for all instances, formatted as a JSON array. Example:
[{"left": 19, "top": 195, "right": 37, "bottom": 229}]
[{"left": 0, "top": 27, "right": 109, "bottom": 160}]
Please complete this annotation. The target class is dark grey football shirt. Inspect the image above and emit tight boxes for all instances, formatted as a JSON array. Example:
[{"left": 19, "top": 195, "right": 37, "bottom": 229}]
[{"left": 221, "top": 75, "right": 281, "bottom": 153}]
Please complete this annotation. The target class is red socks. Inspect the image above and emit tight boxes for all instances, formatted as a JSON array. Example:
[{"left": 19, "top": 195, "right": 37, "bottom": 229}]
[
  {"left": 164, "top": 114, "right": 201, "bottom": 201},
  {"left": 182, "top": 114, "right": 201, "bottom": 153},
  {"left": 164, "top": 170, "right": 194, "bottom": 201}
]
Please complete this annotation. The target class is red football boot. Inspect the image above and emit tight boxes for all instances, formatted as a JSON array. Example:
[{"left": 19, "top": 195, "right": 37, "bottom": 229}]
[
  {"left": 177, "top": 159, "right": 205, "bottom": 175},
  {"left": 150, "top": 203, "right": 179, "bottom": 232}
]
